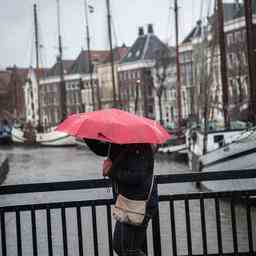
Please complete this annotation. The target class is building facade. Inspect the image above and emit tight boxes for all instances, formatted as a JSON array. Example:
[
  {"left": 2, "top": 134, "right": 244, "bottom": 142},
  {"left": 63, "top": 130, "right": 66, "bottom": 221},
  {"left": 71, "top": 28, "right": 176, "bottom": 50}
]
[{"left": 118, "top": 25, "right": 169, "bottom": 119}]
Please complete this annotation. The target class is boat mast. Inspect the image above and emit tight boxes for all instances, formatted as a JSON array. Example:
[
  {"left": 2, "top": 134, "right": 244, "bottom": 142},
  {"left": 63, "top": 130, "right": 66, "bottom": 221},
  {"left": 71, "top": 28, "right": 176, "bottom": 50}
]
[
  {"left": 244, "top": 0, "right": 256, "bottom": 125},
  {"left": 174, "top": 0, "right": 182, "bottom": 131},
  {"left": 33, "top": 3, "right": 42, "bottom": 130},
  {"left": 106, "top": 0, "right": 117, "bottom": 108},
  {"left": 84, "top": 0, "right": 97, "bottom": 110},
  {"left": 56, "top": 0, "right": 67, "bottom": 121},
  {"left": 34, "top": 4, "right": 39, "bottom": 71},
  {"left": 217, "top": 0, "right": 230, "bottom": 128}
]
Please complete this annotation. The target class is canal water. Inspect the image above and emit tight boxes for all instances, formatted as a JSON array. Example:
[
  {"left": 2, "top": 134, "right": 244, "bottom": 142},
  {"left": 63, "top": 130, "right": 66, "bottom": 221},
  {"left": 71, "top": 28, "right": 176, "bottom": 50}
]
[{"left": 0, "top": 146, "right": 255, "bottom": 255}]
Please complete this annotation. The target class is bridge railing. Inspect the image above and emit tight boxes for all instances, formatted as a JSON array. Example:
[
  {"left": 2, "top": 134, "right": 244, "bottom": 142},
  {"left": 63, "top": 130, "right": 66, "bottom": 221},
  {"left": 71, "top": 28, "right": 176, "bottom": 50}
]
[{"left": 0, "top": 169, "right": 256, "bottom": 256}]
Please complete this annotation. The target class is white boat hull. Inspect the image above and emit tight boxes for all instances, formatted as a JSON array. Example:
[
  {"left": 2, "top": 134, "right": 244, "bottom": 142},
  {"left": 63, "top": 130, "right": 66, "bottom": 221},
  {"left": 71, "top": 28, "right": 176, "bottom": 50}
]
[
  {"left": 11, "top": 127, "right": 27, "bottom": 143},
  {"left": 187, "top": 128, "right": 256, "bottom": 191},
  {"left": 11, "top": 127, "right": 76, "bottom": 147},
  {"left": 36, "top": 131, "right": 76, "bottom": 146}
]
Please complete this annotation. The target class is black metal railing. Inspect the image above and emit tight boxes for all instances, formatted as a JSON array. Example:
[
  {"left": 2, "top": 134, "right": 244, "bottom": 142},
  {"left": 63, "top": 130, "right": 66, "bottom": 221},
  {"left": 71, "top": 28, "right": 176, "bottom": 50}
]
[{"left": 0, "top": 169, "right": 256, "bottom": 255}]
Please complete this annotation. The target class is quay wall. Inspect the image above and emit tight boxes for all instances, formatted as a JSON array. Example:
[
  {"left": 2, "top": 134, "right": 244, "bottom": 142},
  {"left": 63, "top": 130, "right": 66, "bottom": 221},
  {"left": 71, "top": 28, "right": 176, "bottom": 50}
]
[{"left": 0, "top": 156, "right": 9, "bottom": 184}]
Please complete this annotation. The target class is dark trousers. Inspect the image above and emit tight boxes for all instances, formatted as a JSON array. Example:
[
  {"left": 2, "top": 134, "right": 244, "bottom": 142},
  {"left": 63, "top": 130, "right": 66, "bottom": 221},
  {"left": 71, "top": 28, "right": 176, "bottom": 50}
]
[{"left": 113, "top": 221, "right": 148, "bottom": 256}]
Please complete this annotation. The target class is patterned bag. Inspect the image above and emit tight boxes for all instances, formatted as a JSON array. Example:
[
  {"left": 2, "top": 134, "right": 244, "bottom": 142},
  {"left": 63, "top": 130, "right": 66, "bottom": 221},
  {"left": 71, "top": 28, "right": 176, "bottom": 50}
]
[{"left": 113, "top": 177, "right": 154, "bottom": 225}]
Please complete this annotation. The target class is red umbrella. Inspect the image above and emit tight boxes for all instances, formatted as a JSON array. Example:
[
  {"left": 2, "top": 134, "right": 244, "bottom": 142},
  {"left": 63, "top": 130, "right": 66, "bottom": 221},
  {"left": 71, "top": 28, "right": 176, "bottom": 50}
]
[{"left": 56, "top": 108, "right": 171, "bottom": 144}]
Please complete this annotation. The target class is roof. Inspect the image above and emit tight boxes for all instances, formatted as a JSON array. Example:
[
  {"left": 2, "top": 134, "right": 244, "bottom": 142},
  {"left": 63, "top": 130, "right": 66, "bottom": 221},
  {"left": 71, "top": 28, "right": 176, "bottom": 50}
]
[
  {"left": 6, "top": 67, "right": 29, "bottom": 81},
  {"left": 182, "top": 3, "right": 248, "bottom": 44},
  {"left": 115, "top": 45, "right": 129, "bottom": 61},
  {"left": 235, "top": 1, "right": 256, "bottom": 19},
  {"left": 47, "top": 60, "right": 74, "bottom": 77},
  {"left": 121, "top": 33, "right": 169, "bottom": 63},
  {"left": 102, "top": 46, "right": 129, "bottom": 64},
  {"left": 182, "top": 20, "right": 204, "bottom": 44},
  {"left": 223, "top": 3, "right": 242, "bottom": 21},
  {"left": 34, "top": 68, "right": 50, "bottom": 79},
  {"left": 69, "top": 50, "right": 109, "bottom": 74}
]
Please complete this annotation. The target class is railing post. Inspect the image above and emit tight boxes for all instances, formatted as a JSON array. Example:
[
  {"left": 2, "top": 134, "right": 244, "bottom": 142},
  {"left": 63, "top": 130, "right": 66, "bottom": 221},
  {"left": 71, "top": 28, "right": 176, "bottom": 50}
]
[{"left": 151, "top": 183, "right": 162, "bottom": 256}]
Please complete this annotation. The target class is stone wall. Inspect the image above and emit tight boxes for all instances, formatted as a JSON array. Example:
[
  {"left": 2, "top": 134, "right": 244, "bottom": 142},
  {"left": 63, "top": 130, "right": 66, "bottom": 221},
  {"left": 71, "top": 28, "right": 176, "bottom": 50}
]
[{"left": 0, "top": 156, "right": 9, "bottom": 184}]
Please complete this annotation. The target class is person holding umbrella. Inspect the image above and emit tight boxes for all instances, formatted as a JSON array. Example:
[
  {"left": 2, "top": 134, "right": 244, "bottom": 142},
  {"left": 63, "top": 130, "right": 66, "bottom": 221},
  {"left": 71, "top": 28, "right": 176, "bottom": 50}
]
[
  {"left": 56, "top": 108, "right": 171, "bottom": 255},
  {"left": 85, "top": 139, "right": 158, "bottom": 256}
]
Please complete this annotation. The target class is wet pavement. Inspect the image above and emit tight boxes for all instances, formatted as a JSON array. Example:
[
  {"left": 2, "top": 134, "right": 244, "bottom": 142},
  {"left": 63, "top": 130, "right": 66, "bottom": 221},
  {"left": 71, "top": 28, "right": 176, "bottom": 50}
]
[{"left": 0, "top": 145, "right": 255, "bottom": 255}]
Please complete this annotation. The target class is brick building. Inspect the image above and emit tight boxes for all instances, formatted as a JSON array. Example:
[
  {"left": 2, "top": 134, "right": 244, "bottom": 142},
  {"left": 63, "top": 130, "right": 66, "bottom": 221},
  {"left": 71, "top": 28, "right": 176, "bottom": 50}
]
[
  {"left": 38, "top": 50, "right": 111, "bottom": 128},
  {"left": 118, "top": 24, "right": 169, "bottom": 119},
  {"left": 0, "top": 67, "right": 28, "bottom": 122}
]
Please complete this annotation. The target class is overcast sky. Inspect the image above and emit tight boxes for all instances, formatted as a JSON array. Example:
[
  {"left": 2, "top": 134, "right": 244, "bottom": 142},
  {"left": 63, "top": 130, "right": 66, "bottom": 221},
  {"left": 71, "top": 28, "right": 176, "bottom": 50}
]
[{"left": 0, "top": 0, "right": 235, "bottom": 69}]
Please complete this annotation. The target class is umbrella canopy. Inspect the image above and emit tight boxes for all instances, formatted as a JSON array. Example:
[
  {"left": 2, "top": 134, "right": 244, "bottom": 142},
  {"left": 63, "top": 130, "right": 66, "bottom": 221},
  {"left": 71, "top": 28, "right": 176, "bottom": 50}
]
[{"left": 56, "top": 108, "right": 171, "bottom": 144}]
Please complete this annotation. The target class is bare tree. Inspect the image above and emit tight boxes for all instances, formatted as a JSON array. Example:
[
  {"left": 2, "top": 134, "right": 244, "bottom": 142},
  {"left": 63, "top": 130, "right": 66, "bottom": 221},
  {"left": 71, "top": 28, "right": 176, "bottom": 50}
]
[
  {"left": 153, "top": 48, "right": 171, "bottom": 124},
  {"left": 227, "top": 38, "right": 248, "bottom": 116},
  {"left": 193, "top": 21, "right": 217, "bottom": 154}
]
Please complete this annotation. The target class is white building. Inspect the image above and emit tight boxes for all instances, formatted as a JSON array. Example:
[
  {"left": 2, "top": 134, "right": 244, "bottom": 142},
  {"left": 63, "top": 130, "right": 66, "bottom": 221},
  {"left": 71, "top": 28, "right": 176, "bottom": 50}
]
[{"left": 23, "top": 68, "right": 40, "bottom": 127}]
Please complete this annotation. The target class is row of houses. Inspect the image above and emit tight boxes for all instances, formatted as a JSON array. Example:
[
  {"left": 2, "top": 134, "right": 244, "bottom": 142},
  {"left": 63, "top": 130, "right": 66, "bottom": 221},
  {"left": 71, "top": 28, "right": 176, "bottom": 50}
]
[
  {"left": 2, "top": 2, "right": 255, "bottom": 131},
  {"left": 0, "top": 67, "right": 27, "bottom": 122}
]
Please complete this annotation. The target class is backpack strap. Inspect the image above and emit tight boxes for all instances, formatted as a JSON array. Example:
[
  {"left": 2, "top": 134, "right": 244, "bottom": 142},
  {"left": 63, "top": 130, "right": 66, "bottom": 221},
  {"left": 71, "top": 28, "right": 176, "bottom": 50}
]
[{"left": 146, "top": 176, "right": 155, "bottom": 202}]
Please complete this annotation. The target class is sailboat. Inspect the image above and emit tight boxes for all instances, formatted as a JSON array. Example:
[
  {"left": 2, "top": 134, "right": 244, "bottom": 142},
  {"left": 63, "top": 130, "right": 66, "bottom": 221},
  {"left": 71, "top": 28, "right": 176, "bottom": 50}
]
[
  {"left": 158, "top": 0, "right": 187, "bottom": 154},
  {"left": 187, "top": 0, "right": 256, "bottom": 191},
  {"left": 11, "top": 2, "right": 76, "bottom": 146}
]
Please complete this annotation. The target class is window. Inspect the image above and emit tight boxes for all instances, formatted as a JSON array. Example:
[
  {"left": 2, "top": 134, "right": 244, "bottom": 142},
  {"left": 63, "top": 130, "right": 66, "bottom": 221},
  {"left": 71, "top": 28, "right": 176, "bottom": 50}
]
[
  {"left": 226, "top": 33, "right": 234, "bottom": 46},
  {"left": 148, "top": 84, "right": 153, "bottom": 97},
  {"left": 171, "top": 107, "right": 174, "bottom": 120},
  {"left": 131, "top": 86, "right": 135, "bottom": 97},
  {"left": 148, "top": 105, "right": 153, "bottom": 114},
  {"left": 162, "top": 88, "right": 166, "bottom": 99},
  {"left": 214, "top": 135, "right": 224, "bottom": 146},
  {"left": 186, "top": 63, "right": 193, "bottom": 83},
  {"left": 235, "top": 31, "right": 242, "bottom": 42}
]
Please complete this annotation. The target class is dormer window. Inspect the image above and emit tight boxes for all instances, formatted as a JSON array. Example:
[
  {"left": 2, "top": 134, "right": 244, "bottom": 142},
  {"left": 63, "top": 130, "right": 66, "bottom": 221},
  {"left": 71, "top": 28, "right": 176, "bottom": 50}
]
[
  {"left": 127, "top": 52, "right": 132, "bottom": 58},
  {"left": 136, "top": 50, "right": 140, "bottom": 57}
]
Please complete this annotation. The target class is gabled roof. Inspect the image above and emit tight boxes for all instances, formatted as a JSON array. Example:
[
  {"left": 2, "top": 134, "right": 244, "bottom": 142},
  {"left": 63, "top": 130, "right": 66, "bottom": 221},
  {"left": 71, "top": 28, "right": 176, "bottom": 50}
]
[
  {"left": 182, "top": 20, "right": 203, "bottom": 44},
  {"left": 47, "top": 60, "right": 74, "bottom": 77},
  {"left": 121, "top": 33, "right": 169, "bottom": 63},
  {"left": 102, "top": 45, "right": 129, "bottom": 64},
  {"left": 69, "top": 50, "right": 109, "bottom": 74},
  {"left": 182, "top": 3, "right": 248, "bottom": 44},
  {"left": 115, "top": 45, "right": 129, "bottom": 61}
]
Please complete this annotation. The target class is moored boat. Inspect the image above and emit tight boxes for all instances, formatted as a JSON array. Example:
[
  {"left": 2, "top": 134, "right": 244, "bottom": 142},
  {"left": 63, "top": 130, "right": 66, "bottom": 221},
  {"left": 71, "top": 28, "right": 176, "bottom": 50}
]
[
  {"left": 194, "top": 127, "right": 256, "bottom": 191},
  {"left": 0, "top": 120, "right": 12, "bottom": 145},
  {"left": 11, "top": 126, "right": 76, "bottom": 147}
]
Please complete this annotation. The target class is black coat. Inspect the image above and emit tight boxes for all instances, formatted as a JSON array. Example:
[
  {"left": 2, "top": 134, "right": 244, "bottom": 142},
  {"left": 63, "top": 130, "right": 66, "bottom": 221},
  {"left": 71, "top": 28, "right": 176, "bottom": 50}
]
[{"left": 85, "top": 139, "right": 158, "bottom": 210}]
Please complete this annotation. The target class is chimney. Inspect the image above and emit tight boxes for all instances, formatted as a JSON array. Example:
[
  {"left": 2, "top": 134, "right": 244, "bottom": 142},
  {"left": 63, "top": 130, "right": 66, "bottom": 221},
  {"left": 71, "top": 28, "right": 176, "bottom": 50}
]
[
  {"left": 138, "top": 26, "right": 144, "bottom": 36},
  {"left": 147, "top": 24, "right": 154, "bottom": 34}
]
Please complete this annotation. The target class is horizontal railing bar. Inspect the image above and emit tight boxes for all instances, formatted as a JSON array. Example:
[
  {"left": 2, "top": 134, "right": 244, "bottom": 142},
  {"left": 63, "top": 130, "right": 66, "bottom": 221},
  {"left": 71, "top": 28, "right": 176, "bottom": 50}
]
[
  {"left": 1, "top": 169, "right": 256, "bottom": 195},
  {"left": 159, "top": 189, "right": 256, "bottom": 201},
  {"left": 178, "top": 253, "right": 253, "bottom": 256},
  {"left": 2, "top": 189, "right": 256, "bottom": 212},
  {"left": 0, "top": 178, "right": 111, "bottom": 195},
  {"left": 156, "top": 169, "right": 256, "bottom": 184},
  {"left": 0, "top": 198, "right": 114, "bottom": 213}
]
